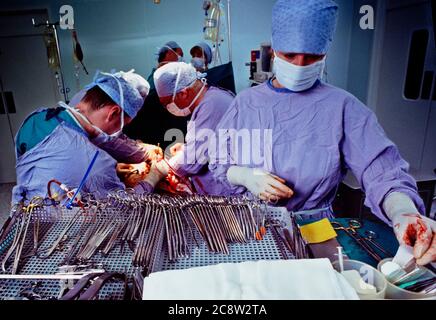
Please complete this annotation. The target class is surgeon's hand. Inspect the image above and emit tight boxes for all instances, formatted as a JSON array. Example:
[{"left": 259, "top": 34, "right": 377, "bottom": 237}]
[
  {"left": 170, "top": 143, "right": 184, "bottom": 157},
  {"left": 143, "top": 160, "right": 169, "bottom": 188},
  {"left": 141, "top": 144, "right": 164, "bottom": 162},
  {"left": 117, "top": 163, "right": 149, "bottom": 188},
  {"left": 117, "top": 163, "right": 134, "bottom": 176},
  {"left": 392, "top": 213, "right": 436, "bottom": 265},
  {"left": 227, "top": 166, "right": 294, "bottom": 202},
  {"left": 164, "top": 173, "right": 193, "bottom": 194}
]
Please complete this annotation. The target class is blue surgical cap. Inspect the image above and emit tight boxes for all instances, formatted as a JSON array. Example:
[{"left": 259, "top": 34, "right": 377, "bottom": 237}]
[
  {"left": 86, "top": 72, "right": 144, "bottom": 119},
  {"left": 190, "top": 42, "right": 213, "bottom": 64},
  {"left": 157, "top": 41, "right": 182, "bottom": 56},
  {"left": 154, "top": 62, "right": 206, "bottom": 97},
  {"left": 272, "top": 0, "right": 339, "bottom": 55}
]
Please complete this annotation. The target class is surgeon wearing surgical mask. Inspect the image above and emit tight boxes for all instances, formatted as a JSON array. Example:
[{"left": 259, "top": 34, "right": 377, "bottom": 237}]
[
  {"left": 13, "top": 72, "right": 166, "bottom": 204},
  {"left": 152, "top": 62, "right": 235, "bottom": 195},
  {"left": 67, "top": 70, "right": 163, "bottom": 165},
  {"left": 190, "top": 42, "right": 213, "bottom": 72},
  {"left": 209, "top": 0, "right": 435, "bottom": 266},
  {"left": 147, "top": 41, "right": 184, "bottom": 91}
]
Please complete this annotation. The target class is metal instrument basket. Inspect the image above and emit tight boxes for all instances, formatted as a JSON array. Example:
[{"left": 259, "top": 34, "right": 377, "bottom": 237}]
[{"left": 0, "top": 199, "right": 299, "bottom": 300}]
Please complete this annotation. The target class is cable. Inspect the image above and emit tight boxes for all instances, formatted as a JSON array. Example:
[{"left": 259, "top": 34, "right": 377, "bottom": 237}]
[{"left": 66, "top": 150, "right": 100, "bottom": 209}]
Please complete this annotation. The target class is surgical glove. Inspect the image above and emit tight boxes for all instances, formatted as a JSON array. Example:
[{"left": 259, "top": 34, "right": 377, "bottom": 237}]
[
  {"left": 391, "top": 214, "right": 435, "bottom": 265},
  {"left": 227, "top": 166, "right": 293, "bottom": 202},
  {"left": 141, "top": 144, "right": 164, "bottom": 162},
  {"left": 170, "top": 143, "right": 184, "bottom": 157},
  {"left": 116, "top": 163, "right": 134, "bottom": 176},
  {"left": 143, "top": 160, "right": 169, "bottom": 188},
  {"left": 117, "top": 163, "right": 149, "bottom": 188},
  {"left": 165, "top": 173, "right": 193, "bottom": 195},
  {"left": 384, "top": 192, "right": 436, "bottom": 265}
]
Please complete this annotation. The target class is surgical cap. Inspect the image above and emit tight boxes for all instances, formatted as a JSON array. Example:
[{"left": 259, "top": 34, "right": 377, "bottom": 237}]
[
  {"left": 190, "top": 42, "right": 213, "bottom": 64},
  {"left": 157, "top": 41, "right": 182, "bottom": 56},
  {"left": 116, "top": 69, "right": 150, "bottom": 99},
  {"left": 86, "top": 72, "right": 144, "bottom": 119},
  {"left": 153, "top": 62, "right": 206, "bottom": 97},
  {"left": 272, "top": 0, "right": 339, "bottom": 55}
]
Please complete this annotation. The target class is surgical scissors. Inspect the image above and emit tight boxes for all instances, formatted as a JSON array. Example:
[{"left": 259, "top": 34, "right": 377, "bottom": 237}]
[{"left": 331, "top": 220, "right": 383, "bottom": 262}]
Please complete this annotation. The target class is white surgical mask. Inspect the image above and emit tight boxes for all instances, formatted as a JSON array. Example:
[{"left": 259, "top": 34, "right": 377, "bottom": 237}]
[
  {"left": 273, "top": 55, "right": 325, "bottom": 92},
  {"left": 166, "top": 67, "right": 207, "bottom": 117}
]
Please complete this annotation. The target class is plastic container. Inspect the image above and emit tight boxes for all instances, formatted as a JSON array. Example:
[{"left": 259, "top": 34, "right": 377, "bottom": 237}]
[
  {"left": 377, "top": 258, "right": 436, "bottom": 300},
  {"left": 332, "top": 259, "right": 387, "bottom": 300}
]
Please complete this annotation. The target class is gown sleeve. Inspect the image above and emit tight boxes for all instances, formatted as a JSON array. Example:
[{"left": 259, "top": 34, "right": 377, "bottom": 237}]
[{"left": 341, "top": 97, "right": 425, "bottom": 224}]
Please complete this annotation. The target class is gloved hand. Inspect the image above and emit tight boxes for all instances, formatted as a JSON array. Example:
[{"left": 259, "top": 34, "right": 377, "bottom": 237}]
[
  {"left": 116, "top": 163, "right": 134, "bottom": 176},
  {"left": 143, "top": 160, "right": 169, "bottom": 188},
  {"left": 227, "top": 166, "right": 294, "bottom": 202},
  {"left": 116, "top": 163, "right": 149, "bottom": 188},
  {"left": 165, "top": 173, "right": 194, "bottom": 194},
  {"left": 170, "top": 143, "right": 184, "bottom": 157},
  {"left": 141, "top": 144, "right": 164, "bottom": 162},
  {"left": 384, "top": 192, "right": 436, "bottom": 265},
  {"left": 391, "top": 213, "right": 436, "bottom": 266}
]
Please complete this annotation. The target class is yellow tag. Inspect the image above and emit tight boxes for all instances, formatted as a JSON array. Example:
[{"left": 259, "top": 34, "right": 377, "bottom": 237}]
[{"left": 299, "top": 218, "right": 337, "bottom": 244}]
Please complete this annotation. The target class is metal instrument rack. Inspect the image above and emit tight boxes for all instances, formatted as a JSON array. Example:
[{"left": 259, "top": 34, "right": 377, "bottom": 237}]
[{"left": 0, "top": 197, "right": 299, "bottom": 300}]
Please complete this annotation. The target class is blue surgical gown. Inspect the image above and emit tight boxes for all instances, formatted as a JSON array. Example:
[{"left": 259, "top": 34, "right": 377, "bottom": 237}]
[
  {"left": 12, "top": 117, "right": 152, "bottom": 204},
  {"left": 169, "top": 87, "right": 234, "bottom": 195}
]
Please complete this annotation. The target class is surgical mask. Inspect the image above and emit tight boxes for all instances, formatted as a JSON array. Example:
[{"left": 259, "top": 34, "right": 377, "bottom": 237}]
[
  {"left": 166, "top": 67, "right": 207, "bottom": 117},
  {"left": 191, "top": 57, "right": 206, "bottom": 70},
  {"left": 273, "top": 55, "right": 325, "bottom": 92}
]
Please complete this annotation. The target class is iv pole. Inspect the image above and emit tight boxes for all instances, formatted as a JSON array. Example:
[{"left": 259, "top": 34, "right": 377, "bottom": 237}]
[
  {"left": 227, "top": 0, "right": 232, "bottom": 62},
  {"left": 0, "top": 73, "right": 15, "bottom": 146},
  {"left": 32, "top": 19, "right": 69, "bottom": 103}
]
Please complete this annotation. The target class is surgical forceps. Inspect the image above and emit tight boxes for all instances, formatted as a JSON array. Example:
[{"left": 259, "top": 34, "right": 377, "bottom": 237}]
[
  {"left": 331, "top": 220, "right": 383, "bottom": 262},
  {"left": 1, "top": 197, "right": 43, "bottom": 273},
  {"left": 364, "top": 230, "right": 394, "bottom": 257}
]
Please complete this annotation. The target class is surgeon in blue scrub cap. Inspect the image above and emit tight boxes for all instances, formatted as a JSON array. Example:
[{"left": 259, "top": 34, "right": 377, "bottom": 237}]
[
  {"left": 13, "top": 72, "right": 166, "bottom": 205},
  {"left": 209, "top": 0, "right": 436, "bottom": 265},
  {"left": 190, "top": 42, "right": 213, "bottom": 72},
  {"left": 147, "top": 41, "right": 185, "bottom": 90}
]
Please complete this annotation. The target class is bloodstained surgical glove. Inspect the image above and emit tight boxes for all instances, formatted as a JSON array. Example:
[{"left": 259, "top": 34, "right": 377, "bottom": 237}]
[
  {"left": 170, "top": 143, "right": 184, "bottom": 157},
  {"left": 141, "top": 143, "right": 164, "bottom": 162},
  {"left": 116, "top": 163, "right": 150, "bottom": 188},
  {"left": 384, "top": 192, "right": 436, "bottom": 265},
  {"left": 226, "top": 166, "right": 294, "bottom": 202},
  {"left": 392, "top": 213, "right": 436, "bottom": 266}
]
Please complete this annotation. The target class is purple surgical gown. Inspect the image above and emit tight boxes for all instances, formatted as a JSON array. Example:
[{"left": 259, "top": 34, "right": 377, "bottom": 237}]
[
  {"left": 208, "top": 81, "right": 424, "bottom": 224},
  {"left": 12, "top": 121, "right": 152, "bottom": 204},
  {"left": 169, "top": 87, "right": 234, "bottom": 195}
]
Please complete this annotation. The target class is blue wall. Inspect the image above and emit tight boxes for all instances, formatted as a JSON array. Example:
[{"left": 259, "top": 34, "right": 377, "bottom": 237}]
[
  {"left": 0, "top": 0, "right": 373, "bottom": 99},
  {"left": 346, "top": 0, "right": 376, "bottom": 104}
]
